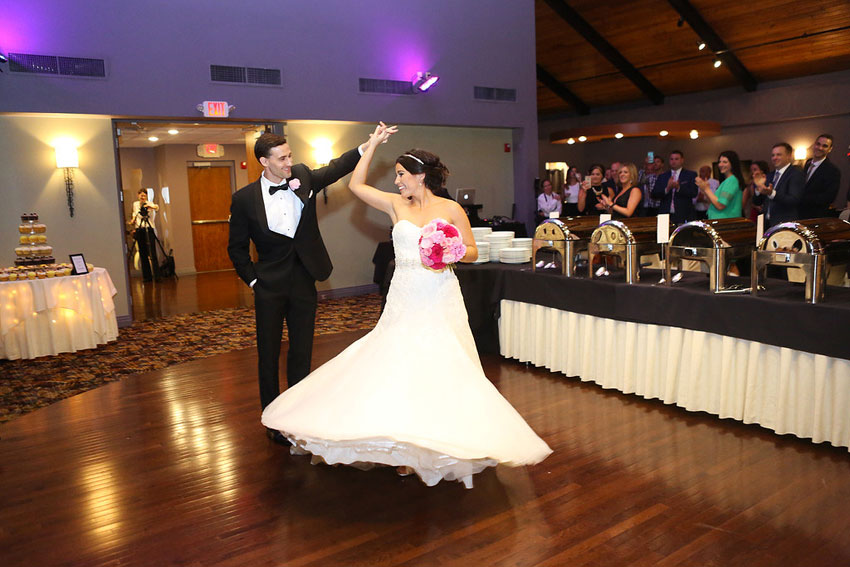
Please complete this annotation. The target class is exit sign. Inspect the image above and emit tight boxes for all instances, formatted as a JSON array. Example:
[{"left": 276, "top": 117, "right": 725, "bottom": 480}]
[{"left": 202, "top": 100, "right": 230, "bottom": 117}]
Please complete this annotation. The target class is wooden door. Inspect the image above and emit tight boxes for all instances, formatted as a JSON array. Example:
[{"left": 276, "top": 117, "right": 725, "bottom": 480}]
[{"left": 187, "top": 165, "right": 233, "bottom": 272}]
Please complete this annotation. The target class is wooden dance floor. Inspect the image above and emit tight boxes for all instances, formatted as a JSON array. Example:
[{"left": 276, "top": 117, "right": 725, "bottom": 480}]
[{"left": 2, "top": 328, "right": 850, "bottom": 566}]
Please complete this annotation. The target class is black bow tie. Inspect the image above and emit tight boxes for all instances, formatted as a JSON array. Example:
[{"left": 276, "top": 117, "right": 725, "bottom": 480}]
[{"left": 268, "top": 182, "right": 289, "bottom": 195}]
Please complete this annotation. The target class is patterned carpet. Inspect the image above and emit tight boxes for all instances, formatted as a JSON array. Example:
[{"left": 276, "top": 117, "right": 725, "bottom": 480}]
[{"left": 0, "top": 294, "right": 382, "bottom": 424}]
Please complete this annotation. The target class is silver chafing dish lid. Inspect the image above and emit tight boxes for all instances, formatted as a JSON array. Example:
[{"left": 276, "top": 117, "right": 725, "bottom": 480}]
[
  {"left": 758, "top": 218, "right": 850, "bottom": 255},
  {"left": 669, "top": 218, "right": 756, "bottom": 249},
  {"left": 534, "top": 216, "right": 600, "bottom": 241},
  {"left": 591, "top": 216, "right": 668, "bottom": 245}
]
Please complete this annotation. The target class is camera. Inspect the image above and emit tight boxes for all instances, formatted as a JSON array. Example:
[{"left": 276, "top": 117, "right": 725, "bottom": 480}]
[{"left": 139, "top": 204, "right": 149, "bottom": 218}]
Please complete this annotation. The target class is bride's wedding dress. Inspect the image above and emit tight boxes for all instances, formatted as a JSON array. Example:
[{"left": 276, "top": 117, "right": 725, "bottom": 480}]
[{"left": 261, "top": 219, "right": 551, "bottom": 487}]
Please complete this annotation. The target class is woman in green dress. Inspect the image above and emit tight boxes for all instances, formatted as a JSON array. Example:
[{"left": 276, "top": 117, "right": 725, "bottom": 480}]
[{"left": 696, "top": 150, "right": 744, "bottom": 219}]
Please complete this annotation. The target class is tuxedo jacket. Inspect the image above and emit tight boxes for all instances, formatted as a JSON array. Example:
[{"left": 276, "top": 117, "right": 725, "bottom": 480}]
[
  {"left": 799, "top": 158, "right": 841, "bottom": 219},
  {"left": 227, "top": 148, "right": 360, "bottom": 288},
  {"left": 752, "top": 165, "right": 805, "bottom": 227},
  {"left": 650, "top": 168, "right": 698, "bottom": 224}
]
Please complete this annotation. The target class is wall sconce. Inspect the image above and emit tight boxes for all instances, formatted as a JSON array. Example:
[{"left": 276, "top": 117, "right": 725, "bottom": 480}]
[
  {"left": 54, "top": 140, "right": 79, "bottom": 217},
  {"left": 312, "top": 138, "right": 333, "bottom": 167},
  {"left": 412, "top": 71, "right": 439, "bottom": 92},
  {"left": 794, "top": 146, "right": 808, "bottom": 161}
]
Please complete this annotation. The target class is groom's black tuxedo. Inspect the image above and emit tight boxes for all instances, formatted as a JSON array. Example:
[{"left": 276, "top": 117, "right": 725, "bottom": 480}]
[{"left": 228, "top": 148, "right": 361, "bottom": 408}]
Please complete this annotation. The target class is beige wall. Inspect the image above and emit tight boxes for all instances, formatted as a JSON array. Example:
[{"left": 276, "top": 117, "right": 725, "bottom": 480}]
[
  {"left": 119, "top": 122, "right": 514, "bottom": 291},
  {"left": 5, "top": 116, "right": 514, "bottom": 307},
  {"left": 284, "top": 122, "right": 514, "bottom": 291},
  {"left": 0, "top": 114, "right": 131, "bottom": 320}
]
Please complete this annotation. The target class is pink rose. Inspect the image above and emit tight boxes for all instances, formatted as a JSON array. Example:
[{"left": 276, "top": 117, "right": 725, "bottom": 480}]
[{"left": 289, "top": 178, "right": 301, "bottom": 190}]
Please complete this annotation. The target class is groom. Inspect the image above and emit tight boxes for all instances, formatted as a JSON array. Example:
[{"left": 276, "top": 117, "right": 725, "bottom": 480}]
[{"left": 228, "top": 132, "right": 368, "bottom": 443}]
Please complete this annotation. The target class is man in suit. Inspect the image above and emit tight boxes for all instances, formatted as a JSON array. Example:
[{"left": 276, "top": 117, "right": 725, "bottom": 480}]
[
  {"left": 752, "top": 142, "right": 805, "bottom": 228},
  {"left": 651, "top": 150, "right": 698, "bottom": 225},
  {"left": 799, "top": 134, "right": 841, "bottom": 219},
  {"left": 228, "top": 132, "right": 370, "bottom": 443}
]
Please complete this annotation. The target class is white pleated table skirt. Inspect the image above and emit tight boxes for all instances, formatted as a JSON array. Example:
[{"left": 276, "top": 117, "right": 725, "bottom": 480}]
[
  {"left": 0, "top": 268, "right": 119, "bottom": 360},
  {"left": 499, "top": 299, "right": 850, "bottom": 450}
]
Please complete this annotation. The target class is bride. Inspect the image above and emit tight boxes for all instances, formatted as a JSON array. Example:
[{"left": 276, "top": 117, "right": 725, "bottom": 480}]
[{"left": 261, "top": 122, "right": 552, "bottom": 488}]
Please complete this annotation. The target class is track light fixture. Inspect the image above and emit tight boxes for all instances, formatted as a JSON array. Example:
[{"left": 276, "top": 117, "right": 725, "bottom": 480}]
[{"left": 412, "top": 71, "right": 439, "bottom": 92}]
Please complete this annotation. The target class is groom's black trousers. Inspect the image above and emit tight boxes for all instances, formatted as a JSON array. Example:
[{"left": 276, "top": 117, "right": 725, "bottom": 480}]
[{"left": 253, "top": 258, "right": 318, "bottom": 409}]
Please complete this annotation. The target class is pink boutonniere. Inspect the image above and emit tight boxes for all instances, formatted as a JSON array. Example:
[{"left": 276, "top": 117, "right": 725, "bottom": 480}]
[
  {"left": 289, "top": 178, "right": 301, "bottom": 190},
  {"left": 418, "top": 218, "right": 467, "bottom": 271}
]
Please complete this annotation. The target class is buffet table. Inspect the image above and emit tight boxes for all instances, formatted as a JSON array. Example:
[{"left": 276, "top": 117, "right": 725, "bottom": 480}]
[
  {"left": 0, "top": 268, "right": 119, "bottom": 360},
  {"left": 455, "top": 264, "right": 850, "bottom": 449}
]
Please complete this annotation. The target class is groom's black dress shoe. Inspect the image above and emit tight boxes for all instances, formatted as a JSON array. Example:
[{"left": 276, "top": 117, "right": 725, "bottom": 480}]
[{"left": 266, "top": 427, "right": 292, "bottom": 446}]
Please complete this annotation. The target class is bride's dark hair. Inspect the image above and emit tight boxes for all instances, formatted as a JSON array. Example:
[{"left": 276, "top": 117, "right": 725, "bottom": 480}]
[{"left": 396, "top": 149, "right": 450, "bottom": 196}]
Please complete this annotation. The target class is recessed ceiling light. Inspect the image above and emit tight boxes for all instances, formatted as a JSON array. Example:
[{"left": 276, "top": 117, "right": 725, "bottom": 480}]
[
  {"left": 689, "top": 129, "right": 699, "bottom": 139},
  {"left": 567, "top": 138, "right": 576, "bottom": 145},
  {"left": 713, "top": 58, "right": 722, "bottom": 68},
  {"left": 148, "top": 136, "right": 159, "bottom": 142},
  {"left": 659, "top": 130, "right": 669, "bottom": 137},
  {"left": 614, "top": 133, "right": 624, "bottom": 139},
  {"left": 167, "top": 129, "right": 179, "bottom": 135},
  {"left": 578, "top": 136, "right": 587, "bottom": 142},
  {"left": 697, "top": 40, "right": 706, "bottom": 51}
]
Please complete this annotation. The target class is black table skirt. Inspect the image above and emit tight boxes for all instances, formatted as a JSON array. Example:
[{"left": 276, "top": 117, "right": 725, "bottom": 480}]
[{"left": 455, "top": 263, "right": 850, "bottom": 360}]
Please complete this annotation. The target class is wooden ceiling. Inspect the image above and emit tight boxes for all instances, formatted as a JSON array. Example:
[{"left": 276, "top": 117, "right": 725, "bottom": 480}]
[{"left": 536, "top": 0, "right": 850, "bottom": 116}]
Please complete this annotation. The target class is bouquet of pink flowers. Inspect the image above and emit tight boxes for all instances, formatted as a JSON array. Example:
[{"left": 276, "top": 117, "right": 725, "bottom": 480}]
[{"left": 419, "top": 218, "right": 467, "bottom": 271}]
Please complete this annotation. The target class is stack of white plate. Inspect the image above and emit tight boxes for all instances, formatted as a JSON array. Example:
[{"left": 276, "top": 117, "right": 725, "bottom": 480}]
[
  {"left": 473, "top": 241, "right": 490, "bottom": 263},
  {"left": 500, "top": 247, "right": 532, "bottom": 264},
  {"left": 485, "top": 231, "right": 514, "bottom": 263},
  {"left": 510, "top": 237, "right": 533, "bottom": 252},
  {"left": 471, "top": 227, "right": 493, "bottom": 241}
]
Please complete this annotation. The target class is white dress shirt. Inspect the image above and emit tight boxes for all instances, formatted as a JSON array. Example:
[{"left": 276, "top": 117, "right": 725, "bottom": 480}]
[
  {"left": 260, "top": 172, "right": 303, "bottom": 238},
  {"left": 537, "top": 192, "right": 562, "bottom": 215}
]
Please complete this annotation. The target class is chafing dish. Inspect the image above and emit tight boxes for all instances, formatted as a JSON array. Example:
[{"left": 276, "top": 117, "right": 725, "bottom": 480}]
[
  {"left": 533, "top": 216, "right": 600, "bottom": 275},
  {"left": 666, "top": 218, "right": 756, "bottom": 292},
  {"left": 752, "top": 217, "right": 850, "bottom": 303},
  {"left": 588, "top": 217, "right": 669, "bottom": 283}
]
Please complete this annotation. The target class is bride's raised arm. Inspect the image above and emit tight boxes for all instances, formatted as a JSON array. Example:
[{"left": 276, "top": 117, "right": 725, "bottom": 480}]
[{"left": 349, "top": 122, "right": 399, "bottom": 216}]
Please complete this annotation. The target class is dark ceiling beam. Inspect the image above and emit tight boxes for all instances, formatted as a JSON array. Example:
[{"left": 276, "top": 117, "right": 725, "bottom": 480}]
[
  {"left": 667, "top": 0, "right": 758, "bottom": 92},
  {"left": 543, "top": 0, "right": 664, "bottom": 105},
  {"left": 536, "top": 65, "right": 590, "bottom": 115}
]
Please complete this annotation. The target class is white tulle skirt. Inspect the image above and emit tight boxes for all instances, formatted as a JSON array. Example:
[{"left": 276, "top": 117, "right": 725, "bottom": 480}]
[{"left": 261, "top": 221, "right": 552, "bottom": 487}]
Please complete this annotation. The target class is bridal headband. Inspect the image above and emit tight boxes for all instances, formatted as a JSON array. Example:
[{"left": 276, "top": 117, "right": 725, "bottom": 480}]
[{"left": 403, "top": 154, "right": 424, "bottom": 165}]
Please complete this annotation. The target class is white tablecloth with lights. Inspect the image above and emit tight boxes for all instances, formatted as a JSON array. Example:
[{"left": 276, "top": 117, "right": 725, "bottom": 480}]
[{"left": 0, "top": 268, "right": 119, "bottom": 360}]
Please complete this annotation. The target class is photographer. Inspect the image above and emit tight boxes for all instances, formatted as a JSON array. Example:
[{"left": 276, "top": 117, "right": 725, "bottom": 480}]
[{"left": 128, "top": 189, "right": 161, "bottom": 282}]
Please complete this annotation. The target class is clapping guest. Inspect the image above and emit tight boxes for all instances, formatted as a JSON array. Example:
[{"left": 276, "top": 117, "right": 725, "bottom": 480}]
[
  {"left": 640, "top": 157, "right": 662, "bottom": 217},
  {"left": 536, "top": 179, "right": 562, "bottom": 223},
  {"left": 799, "top": 134, "right": 841, "bottom": 219},
  {"left": 604, "top": 161, "right": 621, "bottom": 194},
  {"left": 694, "top": 165, "right": 718, "bottom": 220},
  {"left": 600, "top": 163, "right": 642, "bottom": 218},
  {"left": 651, "top": 150, "right": 699, "bottom": 225},
  {"left": 752, "top": 142, "right": 805, "bottom": 228},
  {"left": 562, "top": 167, "right": 581, "bottom": 216},
  {"left": 577, "top": 164, "right": 612, "bottom": 215},
  {"left": 743, "top": 161, "right": 769, "bottom": 221},
  {"left": 696, "top": 151, "right": 744, "bottom": 219}
]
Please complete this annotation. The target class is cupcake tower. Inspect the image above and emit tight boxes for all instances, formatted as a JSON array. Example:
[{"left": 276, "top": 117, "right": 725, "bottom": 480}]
[{"left": 15, "top": 213, "right": 55, "bottom": 266}]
